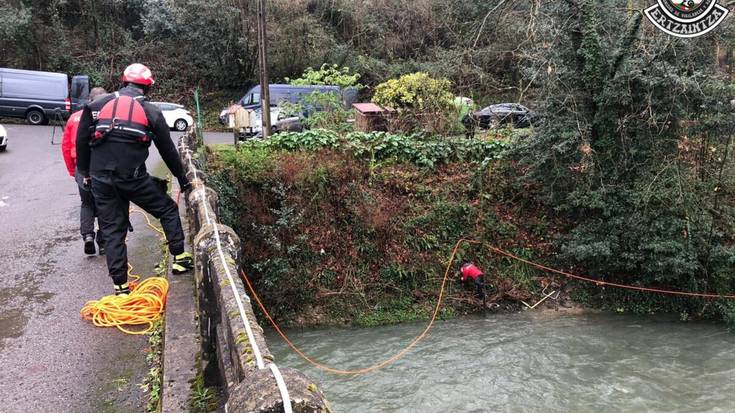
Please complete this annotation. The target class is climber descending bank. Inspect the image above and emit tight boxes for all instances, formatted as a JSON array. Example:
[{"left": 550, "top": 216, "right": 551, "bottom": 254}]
[
  {"left": 459, "top": 261, "right": 487, "bottom": 306},
  {"left": 75, "top": 63, "right": 194, "bottom": 295}
]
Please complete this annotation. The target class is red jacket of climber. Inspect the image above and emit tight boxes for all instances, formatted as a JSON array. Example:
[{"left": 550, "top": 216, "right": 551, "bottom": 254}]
[
  {"left": 460, "top": 262, "right": 484, "bottom": 282},
  {"left": 61, "top": 110, "right": 83, "bottom": 176}
]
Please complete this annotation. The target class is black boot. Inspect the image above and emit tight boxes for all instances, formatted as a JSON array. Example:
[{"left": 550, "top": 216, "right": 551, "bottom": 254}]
[{"left": 83, "top": 234, "right": 96, "bottom": 255}]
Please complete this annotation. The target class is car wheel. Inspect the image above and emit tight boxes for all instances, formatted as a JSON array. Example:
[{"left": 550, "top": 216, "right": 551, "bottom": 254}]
[
  {"left": 26, "top": 109, "right": 46, "bottom": 125},
  {"left": 0, "top": 145, "right": 6, "bottom": 152},
  {"left": 173, "top": 119, "right": 188, "bottom": 131}
]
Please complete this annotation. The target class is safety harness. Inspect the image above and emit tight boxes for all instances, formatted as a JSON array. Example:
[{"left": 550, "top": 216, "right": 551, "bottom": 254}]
[{"left": 91, "top": 92, "right": 151, "bottom": 146}]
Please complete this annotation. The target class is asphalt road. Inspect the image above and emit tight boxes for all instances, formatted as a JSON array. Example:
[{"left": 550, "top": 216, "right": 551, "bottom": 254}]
[{"left": 0, "top": 124, "right": 231, "bottom": 412}]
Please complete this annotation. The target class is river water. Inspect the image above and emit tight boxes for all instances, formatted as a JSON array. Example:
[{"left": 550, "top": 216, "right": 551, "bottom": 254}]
[{"left": 265, "top": 312, "right": 735, "bottom": 412}]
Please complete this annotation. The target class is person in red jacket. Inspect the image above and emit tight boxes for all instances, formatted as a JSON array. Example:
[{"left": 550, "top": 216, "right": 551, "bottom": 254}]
[
  {"left": 62, "top": 87, "right": 108, "bottom": 255},
  {"left": 459, "top": 261, "right": 486, "bottom": 304}
]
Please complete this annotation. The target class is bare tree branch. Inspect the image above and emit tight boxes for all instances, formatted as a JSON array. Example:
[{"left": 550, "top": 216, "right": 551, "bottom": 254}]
[{"left": 473, "top": 0, "right": 510, "bottom": 48}]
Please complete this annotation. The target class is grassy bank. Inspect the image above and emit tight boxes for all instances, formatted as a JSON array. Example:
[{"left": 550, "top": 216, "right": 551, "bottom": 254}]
[
  {"left": 205, "top": 129, "right": 565, "bottom": 327},
  {"left": 202, "top": 127, "right": 735, "bottom": 329}
]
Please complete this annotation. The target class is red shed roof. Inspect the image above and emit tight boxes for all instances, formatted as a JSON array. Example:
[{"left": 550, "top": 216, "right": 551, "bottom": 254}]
[{"left": 353, "top": 103, "right": 388, "bottom": 113}]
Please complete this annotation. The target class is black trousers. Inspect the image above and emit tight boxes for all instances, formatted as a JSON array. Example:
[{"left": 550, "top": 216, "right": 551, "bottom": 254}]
[
  {"left": 465, "top": 276, "right": 486, "bottom": 300},
  {"left": 475, "top": 276, "right": 486, "bottom": 300},
  {"left": 76, "top": 171, "right": 104, "bottom": 245},
  {"left": 78, "top": 184, "right": 100, "bottom": 241},
  {"left": 91, "top": 173, "right": 185, "bottom": 284}
]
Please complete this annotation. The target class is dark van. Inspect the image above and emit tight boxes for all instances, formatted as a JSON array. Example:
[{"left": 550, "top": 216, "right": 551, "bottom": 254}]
[
  {"left": 238, "top": 84, "right": 358, "bottom": 109},
  {"left": 220, "top": 84, "right": 358, "bottom": 124},
  {"left": 0, "top": 68, "right": 90, "bottom": 125}
]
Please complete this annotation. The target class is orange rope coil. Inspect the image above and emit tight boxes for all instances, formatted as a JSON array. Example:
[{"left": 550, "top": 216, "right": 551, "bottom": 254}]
[
  {"left": 80, "top": 205, "right": 171, "bottom": 335},
  {"left": 80, "top": 271, "right": 169, "bottom": 335}
]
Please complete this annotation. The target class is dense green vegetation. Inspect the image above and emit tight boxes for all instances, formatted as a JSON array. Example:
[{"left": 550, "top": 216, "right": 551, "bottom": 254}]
[
  {"left": 209, "top": 2, "right": 735, "bottom": 326},
  {"left": 372, "top": 72, "right": 457, "bottom": 134},
  {"left": 511, "top": 1, "right": 735, "bottom": 324},
  {"left": 7, "top": 1, "right": 734, "bottom": 325},
  {"left": 1, "top": 0, "right": 547, "bottom": 103}
]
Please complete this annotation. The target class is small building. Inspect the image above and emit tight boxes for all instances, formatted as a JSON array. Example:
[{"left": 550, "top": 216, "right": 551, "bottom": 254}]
[{"left": 352, "top": 103, "right": 394, "bottom": 132}]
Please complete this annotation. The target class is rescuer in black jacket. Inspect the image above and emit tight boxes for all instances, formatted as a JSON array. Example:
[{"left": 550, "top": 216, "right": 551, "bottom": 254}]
[{"left": 76, "top": 63, "right": 194, "bottom": 296}]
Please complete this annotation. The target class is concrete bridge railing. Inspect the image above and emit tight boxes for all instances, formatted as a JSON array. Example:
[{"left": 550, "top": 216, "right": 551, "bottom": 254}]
[{"left": 178, "top": 130, "right": 331, "bottom": 413}]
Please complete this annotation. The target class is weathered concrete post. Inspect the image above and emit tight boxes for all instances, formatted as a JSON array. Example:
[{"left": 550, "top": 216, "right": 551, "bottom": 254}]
[{"left": 179, "top": 131, "right": 331, "bottom": 413}]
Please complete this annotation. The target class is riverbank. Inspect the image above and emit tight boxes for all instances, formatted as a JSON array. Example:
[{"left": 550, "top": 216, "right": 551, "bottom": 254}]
[
  {"left": 204, "top": 129, "right": 577, "bottom": 328},
  {"left": 205, "top": 127, "right": 735, "bottom": 329}
]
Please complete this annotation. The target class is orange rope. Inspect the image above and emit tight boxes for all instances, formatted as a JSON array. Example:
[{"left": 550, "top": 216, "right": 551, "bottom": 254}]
[
  {"left": 241, "top": 238, "right": 735, "bottom": 376},
  {"left": 80, "top": 207, "right": 170, "bottom": 335},
  {"left": 241, "top": 239, "right": 467, "bottom": 375},
  {"left": 480, "top": 241, "right": 735, "bottom": 299},
  {"left": 80, "top": 267, "right": 169, "bottom": 335}
]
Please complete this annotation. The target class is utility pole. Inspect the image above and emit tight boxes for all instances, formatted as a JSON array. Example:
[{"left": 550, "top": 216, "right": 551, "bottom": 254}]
[{"left": 256, "top": 0, "right": 272, "bottom": 138}]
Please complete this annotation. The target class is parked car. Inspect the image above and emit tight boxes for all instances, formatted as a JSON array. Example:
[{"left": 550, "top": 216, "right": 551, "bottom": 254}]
[
  {"left": 219, "top": 84, "right": 358, "bottom": 124},
  {"left": 231, "top": 106, "right": 303, "bottom": 142},
  {"left": 273, "top": 112, "right": 303, "bottom": 134},
  {"left": 0, "top": 124, "right": 7, "bottom": 152},
  {"left": 0, "top": 68, "right": 89, "bottom": 125},
  {"left": 151, "top": 102, "right": 194, "bottom": 131},
  {"left": 468, "top": 103, "right": 539, "bottom": 129}
]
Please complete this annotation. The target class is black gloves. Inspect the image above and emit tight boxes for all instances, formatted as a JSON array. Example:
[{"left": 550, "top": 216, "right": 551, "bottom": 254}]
[{"left": 178, "top": 176, "right": 192, "bottom": 193}]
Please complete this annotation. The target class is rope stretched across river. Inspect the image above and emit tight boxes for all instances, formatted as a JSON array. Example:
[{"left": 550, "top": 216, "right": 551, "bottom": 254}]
[{"left": 242, "top": 238, "right": 735, "bottom": 376}]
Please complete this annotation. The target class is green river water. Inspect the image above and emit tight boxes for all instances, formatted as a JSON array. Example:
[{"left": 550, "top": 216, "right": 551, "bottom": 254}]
[{"left": 266, "top": 312, "right": 735, "bottom": 413}]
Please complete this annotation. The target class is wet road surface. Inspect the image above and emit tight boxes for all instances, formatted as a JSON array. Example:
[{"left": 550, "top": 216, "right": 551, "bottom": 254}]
[{"left": 0, "top": 125, "right": 232, "bottom": 412}]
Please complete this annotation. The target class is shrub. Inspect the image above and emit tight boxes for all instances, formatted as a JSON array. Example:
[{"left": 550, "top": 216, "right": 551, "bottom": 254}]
[
  {"left": 281, "top": 64, "right": 362, "bottom": 132},
  {"left": 300, "top": 91, "right": 355, "bottom": 132},
  {"left": 245, "top": 129, "right": 509, "bottom": 168},
  {"left": 372, "top": 72, "right": 456, "bottom": 134},
  {"left": 259, "top": 129, "right": 341, "bottom": 151},
  {"left": 287, "top": 63, "right": 362, "bottom": 89},
  {"left": 513, "top": 0, "right": 735, "bottom": 322}
]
